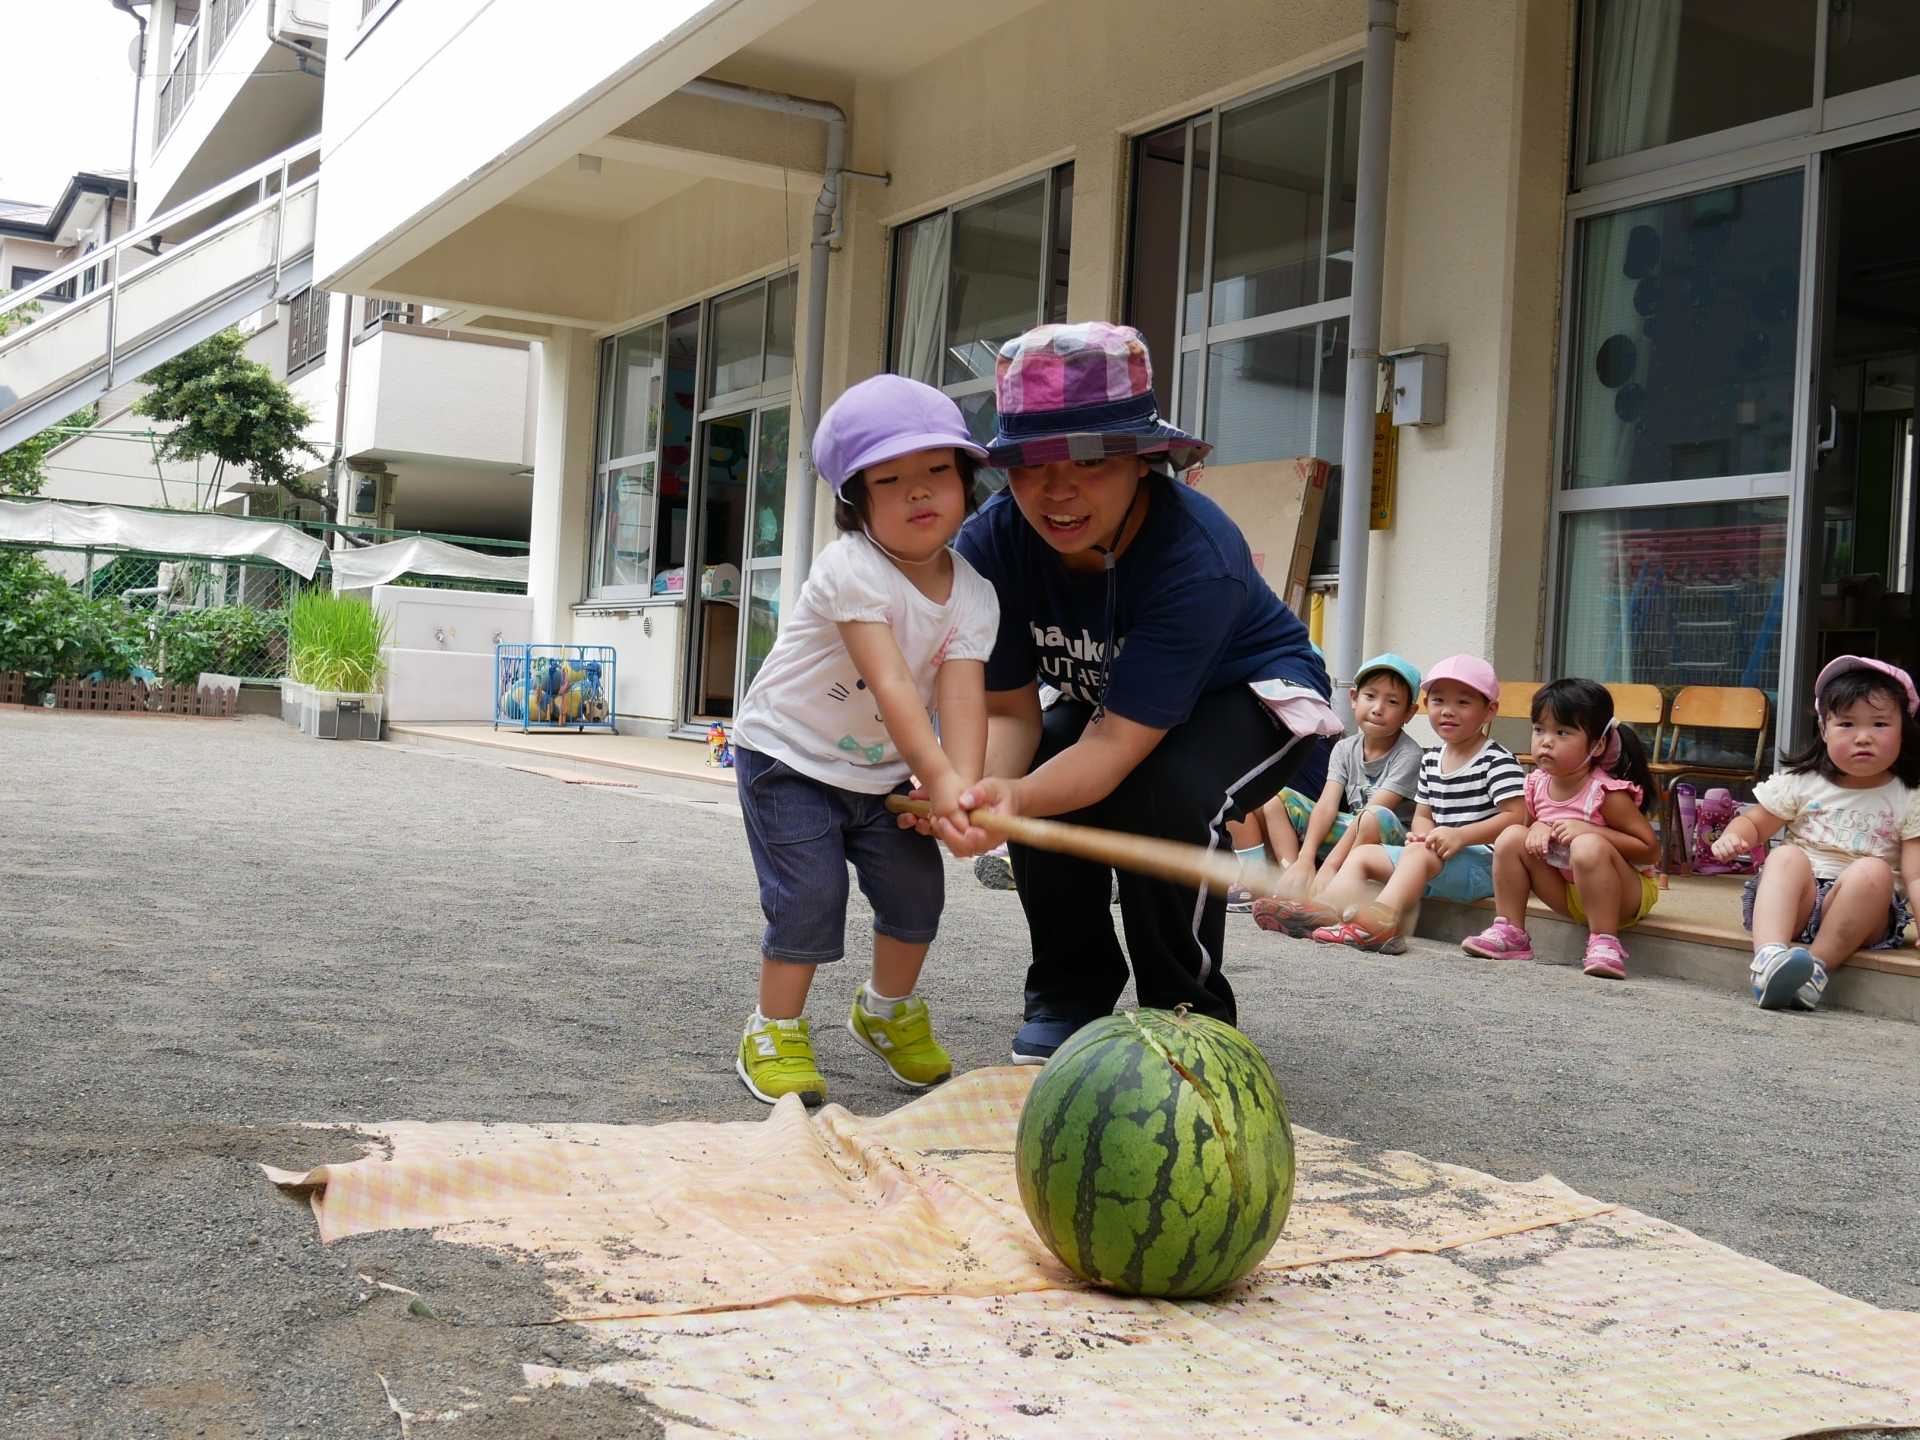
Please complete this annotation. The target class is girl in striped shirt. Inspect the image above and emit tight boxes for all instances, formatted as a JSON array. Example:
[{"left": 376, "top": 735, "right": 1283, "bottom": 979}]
[{"left": 1311, "top": 655, "right": 1526, "bottom": 952}]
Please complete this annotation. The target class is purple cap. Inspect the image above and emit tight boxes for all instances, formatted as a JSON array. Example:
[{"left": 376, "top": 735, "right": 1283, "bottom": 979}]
[
  {"left": 1815, "top": 654, "right": 1919, "bottom": 717},
  {"left": 811, "top": 375, "right": 988, "bottom": 497},
  {"left": 1423, "top": 654, "right": 1500, "bottom": 704}
]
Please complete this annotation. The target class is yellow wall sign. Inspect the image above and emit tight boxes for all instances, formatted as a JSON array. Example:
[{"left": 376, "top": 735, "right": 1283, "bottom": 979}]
[{"left": 1370, "top": 409, "right": 1398, "bottom": 529}]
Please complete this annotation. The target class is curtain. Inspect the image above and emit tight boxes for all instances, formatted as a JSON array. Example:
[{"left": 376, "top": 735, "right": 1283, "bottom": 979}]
[
  {"left": 898, "top": 212, "right": 949, "bottom": 387},
  {"left": 1588, "top": 0, "right": 1681, "bottom": 164}
]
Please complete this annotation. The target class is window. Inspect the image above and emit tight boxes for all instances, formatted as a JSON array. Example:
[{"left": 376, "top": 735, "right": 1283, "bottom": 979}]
[
  {"left": 7, "top": 266, "right": 75, "bottom": 302},
  {"left": 589, "top": 275, "right": 795, "bottom": 601},
  {"left": 1583, "top": 0, "right": 1816, "bottom": 168},
  {"left": 1565, "top": 172, "right": 1802, "bottom": 490},
  {"left": 886, "top": 163, "right": 1075, "bottom": 469},
  {"left": 286, "top": 287, "right": 330, "bottom": 375},
  {"left": 1127, "top": 66, "right": 1359, "bottom": 573}
]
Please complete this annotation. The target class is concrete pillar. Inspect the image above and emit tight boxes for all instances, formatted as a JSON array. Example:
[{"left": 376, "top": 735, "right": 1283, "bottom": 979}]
[{"left": 527, "top": 327, "right": 597, "bottom": 642}]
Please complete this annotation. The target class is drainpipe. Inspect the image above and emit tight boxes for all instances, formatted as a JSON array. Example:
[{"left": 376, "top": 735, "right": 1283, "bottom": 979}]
[
  {"left": 678, "top": 77, "right": 847, "bottom": 585},
  {"left": 109, "top": 0, "right": 148, "bottom": 238},
  {"left": 1332, "top": 0, "right": 1399, "bottom": 706},
  {"left": 265, "top": 0, "right": 325, "bottom": 77}
]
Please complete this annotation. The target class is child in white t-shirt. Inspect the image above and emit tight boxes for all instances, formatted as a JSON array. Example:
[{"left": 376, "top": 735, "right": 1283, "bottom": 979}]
[
  {"left": 728, "top": 377, "right": 1000, "bottom": 1106},
  {"left": 1714, "top": 656, "right": 1920, "bottom": 1011}
]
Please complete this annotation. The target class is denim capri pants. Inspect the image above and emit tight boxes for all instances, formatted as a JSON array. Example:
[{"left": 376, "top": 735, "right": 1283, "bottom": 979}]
[{"left": 735, "top": 745, "right": 944, "bottom": 963}]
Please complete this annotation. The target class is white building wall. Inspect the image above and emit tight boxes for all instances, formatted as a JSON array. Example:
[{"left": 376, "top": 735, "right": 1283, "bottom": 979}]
[
  {"left": 317, "top": 0, "right": 811, "bottom": 294},
  {"left": 342, "top": 327, "right": 532, "bottom": 467}
]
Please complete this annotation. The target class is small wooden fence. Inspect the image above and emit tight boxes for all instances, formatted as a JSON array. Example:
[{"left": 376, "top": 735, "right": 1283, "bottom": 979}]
[{"left": 1, "top": 672, "right": 238, "bottom": 717}]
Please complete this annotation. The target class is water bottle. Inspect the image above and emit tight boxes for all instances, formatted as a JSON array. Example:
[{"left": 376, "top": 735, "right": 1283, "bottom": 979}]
[{"left": 1672, "top": 782, "right": 1697, "bottom": 868}]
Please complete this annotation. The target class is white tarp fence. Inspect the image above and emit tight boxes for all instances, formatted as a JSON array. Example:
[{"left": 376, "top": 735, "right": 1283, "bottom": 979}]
[
  {"left": 326, "top": 536, "right": 529, "bottom": 590},
  {"left": 0, "top": 499, "right": 328, "bottom": 579}
]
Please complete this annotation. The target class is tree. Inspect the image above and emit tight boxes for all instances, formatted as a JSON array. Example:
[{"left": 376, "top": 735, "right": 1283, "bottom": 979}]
[
  {"left": 134, "top": 327, "right": 324, "bottom": 507},
  {"left": 0, "top": 292, "right": 97, "bottom": 498}
]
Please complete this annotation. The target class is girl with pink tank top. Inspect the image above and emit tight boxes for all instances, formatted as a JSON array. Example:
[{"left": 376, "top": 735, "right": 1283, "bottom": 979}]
[{"left": 1462, "top": 678, "right": 1661, "bottom": 979}]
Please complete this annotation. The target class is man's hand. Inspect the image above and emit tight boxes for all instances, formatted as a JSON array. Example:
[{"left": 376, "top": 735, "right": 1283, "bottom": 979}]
[{"left": 1525, "top": 821, "right": 1554, "bottom": 858}]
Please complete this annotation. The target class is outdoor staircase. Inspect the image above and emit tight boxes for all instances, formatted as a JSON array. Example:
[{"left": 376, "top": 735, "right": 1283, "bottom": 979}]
[{"left": 0, "top": 139, "right": 321, "bottom": 455}]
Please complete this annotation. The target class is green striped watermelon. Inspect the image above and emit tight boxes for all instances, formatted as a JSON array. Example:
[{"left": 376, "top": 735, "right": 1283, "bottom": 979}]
[{"left": 1014, "top": 1007, "right": 1294, "bottom": 1297}]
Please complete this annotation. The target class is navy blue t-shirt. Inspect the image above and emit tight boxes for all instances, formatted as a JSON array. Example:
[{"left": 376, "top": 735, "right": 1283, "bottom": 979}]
[{"left": 955, "top": 480, "right": 1328, "bottom": 729}]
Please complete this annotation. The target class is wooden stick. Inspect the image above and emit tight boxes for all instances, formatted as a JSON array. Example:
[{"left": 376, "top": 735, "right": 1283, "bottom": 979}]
[{"left": 885, "top": 795, "right": 1294, "bottom": 898}]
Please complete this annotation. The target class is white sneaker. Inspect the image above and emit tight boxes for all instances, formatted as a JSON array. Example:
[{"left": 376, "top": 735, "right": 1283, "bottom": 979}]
[
  {"left": 1751, "top": 944, "right": 1815, "bottom": 1011},
  {"left": 1794, "top": 960, "right": 1829, "bottom": 1012}
]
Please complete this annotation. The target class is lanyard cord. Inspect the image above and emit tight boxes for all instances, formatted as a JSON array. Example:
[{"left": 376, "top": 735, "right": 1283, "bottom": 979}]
[{"left": 1086, "top": 478, "right": 1146, "bottom": 725}]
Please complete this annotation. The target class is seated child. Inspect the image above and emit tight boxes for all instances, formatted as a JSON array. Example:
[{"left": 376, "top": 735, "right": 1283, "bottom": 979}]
[
  {"left": 1460, "top": 677, "right": 1660, "bottom": 979},
  {"left": 1247, "top": 654, "right": 1424, "bottom": 930},
  {"left": 1306, "top": 654, "right": 1527, "bottom": 952},
  {"left": 1712, "top": 655, "right": 1920, "bottom": 1012}
]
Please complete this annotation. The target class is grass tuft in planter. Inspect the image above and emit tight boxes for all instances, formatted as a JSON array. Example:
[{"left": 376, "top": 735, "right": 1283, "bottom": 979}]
[{"left": 288, "top": 591, "right": 391, "bottom": 694}]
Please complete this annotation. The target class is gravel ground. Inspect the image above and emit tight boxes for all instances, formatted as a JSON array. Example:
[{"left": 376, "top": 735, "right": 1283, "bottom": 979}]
[{"left": 1, "top": 709, "right": 1915, "bottom": 1438}]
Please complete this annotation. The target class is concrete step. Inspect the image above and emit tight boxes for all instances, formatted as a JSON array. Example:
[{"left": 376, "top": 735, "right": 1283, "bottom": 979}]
[{"left": 1416, "top": 890, "right": 1920, "bottom": 1024}]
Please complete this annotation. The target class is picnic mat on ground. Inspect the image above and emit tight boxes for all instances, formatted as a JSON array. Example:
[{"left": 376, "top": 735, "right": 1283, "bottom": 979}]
[{"left": 266, "top": 1067, "right": 1920, "bottom": 1438}]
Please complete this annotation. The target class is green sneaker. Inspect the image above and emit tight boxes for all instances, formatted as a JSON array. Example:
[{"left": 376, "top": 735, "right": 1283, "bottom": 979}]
[
  {"left": 737, "top": 1015, "right": 827, "bottom": 1107},
  {"left": 848, "top": 993, "right": 953, "bottom": 1090}
]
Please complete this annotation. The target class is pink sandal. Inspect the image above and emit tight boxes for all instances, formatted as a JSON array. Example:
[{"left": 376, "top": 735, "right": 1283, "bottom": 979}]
[
  {"left": 1309, "top": 916, "right": 1408, "bottom": 955},
  {"left": 1582, "top": 933, "right": 1629, "bottom": 980},
  {"left": 1251, "top": 896, "right": 1340, "bottom": 937}
]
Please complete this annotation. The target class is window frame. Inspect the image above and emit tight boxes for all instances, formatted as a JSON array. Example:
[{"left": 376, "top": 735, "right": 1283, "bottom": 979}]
[
  {"left": 1125, "top": 58, "right": 1362, "bottom": 578},
  {"left": 587, "top": 271, "right": 798, "bottom": 604},
  {"left": 883, "top": 162, "right": 1077, "bottom": 431}
]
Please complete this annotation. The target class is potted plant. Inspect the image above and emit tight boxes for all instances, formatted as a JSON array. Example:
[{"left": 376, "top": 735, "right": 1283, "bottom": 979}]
[{"left": 286, "top": 590, "right": 392, "bottom": 740}]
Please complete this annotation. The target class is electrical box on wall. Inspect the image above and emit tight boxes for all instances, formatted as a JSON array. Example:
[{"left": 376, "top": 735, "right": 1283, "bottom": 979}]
[{"left": 1386, "top": 345, "right": 1448, "bottom": 427}]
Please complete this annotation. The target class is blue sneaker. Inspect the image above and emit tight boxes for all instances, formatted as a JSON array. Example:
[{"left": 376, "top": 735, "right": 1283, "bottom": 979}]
[
  {"left": 1794, "top": 960, "right": 1830, "bottom": 1012},
  {"left": 1011, "top": 1014, "right": 1095, "bottom": 1065},
  {"left": 1751, "top": 944, "right": 1816, "bottom": 1011}
]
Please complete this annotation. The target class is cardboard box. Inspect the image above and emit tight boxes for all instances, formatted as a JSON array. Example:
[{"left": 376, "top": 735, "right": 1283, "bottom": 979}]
[{"left": 1182, "top": 457, "right": 1330, "bottom": 615}]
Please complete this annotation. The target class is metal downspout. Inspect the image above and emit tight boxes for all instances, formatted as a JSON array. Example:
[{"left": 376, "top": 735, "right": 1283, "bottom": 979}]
[
  {"left": 109, "top": 0, "right": 148, "bottom": 240},
  {"left": 265, "top": 0, "right": 325, "bottom": 76},
  {"left": 677, "top": 77, "right": 847, "bottom": 585},
  {"left": 1332, "top": 0, "right": 1399, "bottom": 703}
]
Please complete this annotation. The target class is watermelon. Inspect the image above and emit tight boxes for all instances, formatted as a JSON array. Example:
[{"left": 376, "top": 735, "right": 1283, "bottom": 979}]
[{"left": 1014, "top": 1007, "right": 1294, "bottom": 1297}]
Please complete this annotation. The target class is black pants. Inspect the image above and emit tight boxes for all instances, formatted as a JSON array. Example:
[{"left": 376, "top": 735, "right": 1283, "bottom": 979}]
[{"left": 1009, "top": 686, "right": 1309, "bottom": 1027}]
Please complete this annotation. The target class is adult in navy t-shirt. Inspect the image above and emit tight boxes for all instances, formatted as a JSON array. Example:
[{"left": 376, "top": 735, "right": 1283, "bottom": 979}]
[
  {"left": 959, "top": 481, "right": 1323, "bottom": 724},
  {"left": 920, "top": 319, "right": 1328, "bottom": 1063}
]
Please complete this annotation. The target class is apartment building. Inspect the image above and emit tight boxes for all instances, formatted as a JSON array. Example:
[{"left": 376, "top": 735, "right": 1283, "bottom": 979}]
[
  {"left": 0, "top": 173, "right": 130, "bottom": 312},
  {"left": 3, "top": 0, "right": 538, "bottom": 543}
]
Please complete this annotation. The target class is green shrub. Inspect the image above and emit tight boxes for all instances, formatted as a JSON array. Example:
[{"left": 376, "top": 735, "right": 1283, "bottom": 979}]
[
  {"left": 0, "top": 553, "right": 147, "bottom": 693},
  {"left": 288, "top": 590, "right": 390, "bottom": 693},
  {"left": 150, "top": 605, "right": 288, "bottom": 684}
]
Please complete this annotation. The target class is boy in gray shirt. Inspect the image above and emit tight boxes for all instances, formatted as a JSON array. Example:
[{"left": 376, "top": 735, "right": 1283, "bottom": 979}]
[{"left": 1232, "top": 654, "right": 1424, "bottom": 917}]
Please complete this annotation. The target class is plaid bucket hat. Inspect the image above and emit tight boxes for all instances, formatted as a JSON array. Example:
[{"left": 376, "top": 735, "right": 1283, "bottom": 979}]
[{"left": 985, "top": 322, "right": 1211, "bottom": 471}]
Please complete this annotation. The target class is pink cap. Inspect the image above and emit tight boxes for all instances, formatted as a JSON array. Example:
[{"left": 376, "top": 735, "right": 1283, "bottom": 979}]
[
  {"left": 1423, "top": 654, "right": 1500, "bottom": 704},
  {"left": 1814, "top": 654, "right": 1919, "bottom": 717}
]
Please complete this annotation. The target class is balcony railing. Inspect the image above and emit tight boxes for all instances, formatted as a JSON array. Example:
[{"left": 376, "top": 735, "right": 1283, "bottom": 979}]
[
  {"left": 155, "top": 0, "right": 256, "bottom": 145},
  {"left": 365, "top": 298, "right": 419, "bottom": 329},
  {"left": 156, "top": 23, "right": 201, "bottom": 142}
]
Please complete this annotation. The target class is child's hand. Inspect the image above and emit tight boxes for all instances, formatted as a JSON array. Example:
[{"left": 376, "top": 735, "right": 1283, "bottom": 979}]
[
  {"left": 1710, "top": 829, "right": 1747, "bottom": 863},
  {"left": 926, "top": 773, "right": 972, "bottom": 846},
  {"left": 1549, "top": 818, "right": 1599, "bottom": 845},
  {"left": 1525, "top": 821, "right": 1554, "bottom": 858},
  {"left": 1424, "top": 826, "right": 1462, "bottom": 860}
]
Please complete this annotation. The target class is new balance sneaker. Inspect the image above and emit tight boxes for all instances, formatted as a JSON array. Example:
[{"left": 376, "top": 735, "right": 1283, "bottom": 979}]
[
  {"left": 1794, "top": 959, "right": 1830, "bottom": 1012},
  {"left": 1462, "top": 917, "right": 1535, "bottom": 961},
  {"left": 1309, "top": 914, "right": 1408, "bottom": 954},
  {"left": 1011, "top": 1013, "right": 1093, "bottom": 1065},
  {"left": 737, "top": 1014, "right": 828, "bottom": 1106},
  {"left": 1581, "top": 933, "right": 1629, "bottom": 980},
  {"left": 848, "top": 992, "right": 953, "bottom": 1089},
  {"left": 1751, "top": 944, "right": 1816, "bottom": 1011}
]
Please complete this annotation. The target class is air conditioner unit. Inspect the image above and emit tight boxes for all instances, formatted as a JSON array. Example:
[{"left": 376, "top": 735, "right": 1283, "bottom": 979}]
[{"left": 278, "top": 0, "right": 330, "bottom": 44}]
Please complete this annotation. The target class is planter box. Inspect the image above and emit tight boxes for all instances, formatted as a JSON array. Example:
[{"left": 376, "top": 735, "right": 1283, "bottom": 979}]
[{"left": 284, "top": 681, "right": 384, "bottom": 740}]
